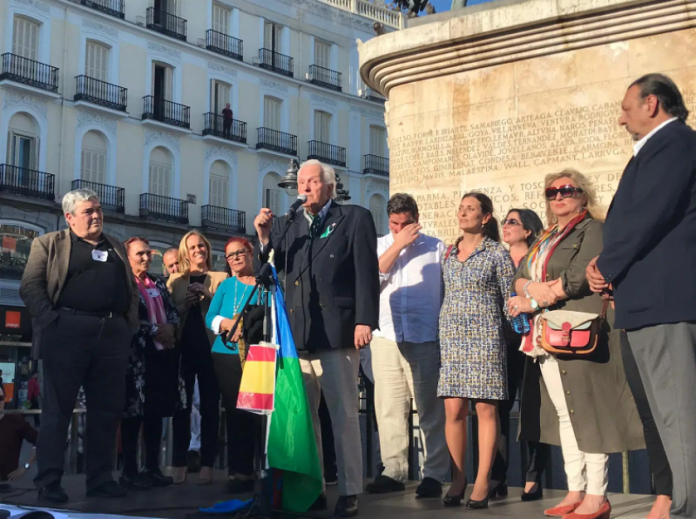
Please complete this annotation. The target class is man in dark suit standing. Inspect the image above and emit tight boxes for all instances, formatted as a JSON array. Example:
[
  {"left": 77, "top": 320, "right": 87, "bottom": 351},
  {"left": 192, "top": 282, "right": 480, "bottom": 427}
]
[
  {"left": 587, "top": 73, "right": 696, "bottom": 519},
  {"left": 20, "top": 189, "right": 139, "bottom": 503},
  {"left": 254, "top": 159, "right": 379, "bottom": 517}
]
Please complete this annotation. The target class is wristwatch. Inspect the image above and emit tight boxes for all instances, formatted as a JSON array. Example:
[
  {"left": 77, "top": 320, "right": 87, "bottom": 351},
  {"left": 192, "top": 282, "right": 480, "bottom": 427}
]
[{"left": 529, "top": 298, "right": 539, "bottom": 310}]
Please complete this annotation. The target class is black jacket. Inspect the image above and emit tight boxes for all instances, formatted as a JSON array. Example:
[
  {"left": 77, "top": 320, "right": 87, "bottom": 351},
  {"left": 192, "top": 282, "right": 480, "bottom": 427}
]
[
  {"left": 597, "top": 120, "right": 696, "bottom": 330},
  {"left": 254, "top": 201, "right": 380, "bottom": 351}
]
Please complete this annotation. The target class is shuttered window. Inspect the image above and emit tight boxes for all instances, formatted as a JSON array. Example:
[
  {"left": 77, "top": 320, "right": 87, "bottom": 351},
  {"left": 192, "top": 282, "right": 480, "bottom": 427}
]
[
  {"left": 370, "top": 197, "right": 387, "bottom": 236},
  {"left": 12, "top": 16, "right": 39, "bottom": 60},
  {"left": 209, "top": 160, "right": 229, "bottom": 208},
  {"left": 314, "top": 111, "right": 331, "bottom": 143},
  {"left": 264, "top": 22, "right": 282, "bottom": 51},
  {"left": 211, "top": 80, "right": 231, "bottom": 114},
  {"left": 85, "top": 41, "right": 109, "bottom": 81},
  {"left": 265, "top": 188, "right": 281, "bottom": 216},
  {"left": 212, "top": 4, "right": 230, "bottom": 35},
  {"left": 314, "top": 40, "right": 330, "bottom": 69},
  {"left": 370, "top": 125, "right": 386, "bottom": 157},
  {"left": 264, "top": 96, "right": 281, "bottom": 131},
  {"left": 81, "top": 131, "right": 108, "bottom": 184},
  {"left": 149, "top": 147, "right": 172, "bottom": 197}
]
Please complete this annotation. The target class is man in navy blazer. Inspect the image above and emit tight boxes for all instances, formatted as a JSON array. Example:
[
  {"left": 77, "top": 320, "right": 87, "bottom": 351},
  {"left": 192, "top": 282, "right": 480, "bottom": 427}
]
[
  {"left": 587, "top": 73, "right": 696, "bottom": 519},
  {"left": 254, "top": 159, "right": 380, "bottom": 517}
]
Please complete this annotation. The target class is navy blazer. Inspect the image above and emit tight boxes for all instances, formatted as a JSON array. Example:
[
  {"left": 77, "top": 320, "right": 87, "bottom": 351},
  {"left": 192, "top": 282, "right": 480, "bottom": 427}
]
[
  {"left": 597, "top": 120, "right": 696, "bottom": 330},
  {"left": 254, "top": 201, "right": 380, "bottom": 351}
]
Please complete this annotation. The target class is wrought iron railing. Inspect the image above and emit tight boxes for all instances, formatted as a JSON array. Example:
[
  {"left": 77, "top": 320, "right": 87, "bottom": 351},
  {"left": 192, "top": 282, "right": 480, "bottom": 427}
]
[
  {"left": 0, "top": 164, "right": 55, "bottom": 201},
  {"left": 74, "top": 75, "right": 127, "bottom": 112},
  {"left": 201, "top": 205, "right": 246, "bottom": 234},
  {"left": 308, "top": 141, "right": 347, "bottom": 167},
  {"left": 146, "top": 7, "right": 187, "bottom": 41},
  {"left": 206, "top": 30, "right": 243, "bottom": 61},
  {"left": 139, "top": 193, "right": 189, "bottom": 225},
  {"left": 80, "top": 0, "right": 124, "bottom": 19},
  {"left": 363, "top": 154, "right": 389, "bottom": 176},
  {"left": 71, "top": 179, "right": 125, "bottom": 213},
  {"left": 308, "top": 65, "right": 342, "bottom": 92},
  {"left": 142, "top": 96, "right": 191, "bottom": 129},
  {"left": 258, "top": 48, "right": 293, "bottom": 78},
  {"left": 256, "top": 128, "right": 297, "bottom": 156},
  {"left": 203, "top": 113, "right": 247, "bottom": 144},
  {"left": 0, "top": 53, "right": 59, "bottom": 92}
]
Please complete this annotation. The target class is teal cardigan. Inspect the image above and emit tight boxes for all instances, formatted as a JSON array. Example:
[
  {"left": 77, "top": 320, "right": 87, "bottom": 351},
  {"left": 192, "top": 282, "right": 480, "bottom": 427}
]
[{"left": 205, "top": 277, "right": 260, "bottom": 354}]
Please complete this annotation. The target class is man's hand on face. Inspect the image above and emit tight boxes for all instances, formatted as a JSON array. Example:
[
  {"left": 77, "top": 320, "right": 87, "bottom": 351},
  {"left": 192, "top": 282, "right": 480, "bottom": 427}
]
[{"left": 393, "top": 223, "right": 422, "bottom": 250}]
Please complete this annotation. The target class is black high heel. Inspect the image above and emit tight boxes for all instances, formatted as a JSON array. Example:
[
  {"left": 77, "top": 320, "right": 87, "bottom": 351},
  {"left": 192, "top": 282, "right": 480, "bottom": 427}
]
[
  {"left": 466, "top": 485, "right": 492, "bottom": 509},
  {"left": 490, "top": 480, "right": 508, "bottom": 498},
  {"left": 443, "top": 479, "right": 467, "bottom": 507},
  {"left": 520, "top": 482, "right": 543, "bottom": 502}
]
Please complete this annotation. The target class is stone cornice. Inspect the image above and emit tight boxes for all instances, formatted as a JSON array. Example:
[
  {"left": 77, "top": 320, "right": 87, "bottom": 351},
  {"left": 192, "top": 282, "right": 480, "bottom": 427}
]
[{"left": 359, "top": 0, "right": 695, "bottom": 96}]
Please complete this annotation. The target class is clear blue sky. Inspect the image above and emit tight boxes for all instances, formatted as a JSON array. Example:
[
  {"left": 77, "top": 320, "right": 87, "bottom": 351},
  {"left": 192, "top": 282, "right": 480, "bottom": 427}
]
[{"left": 428, "top": 0, "right": 494, "bottom": 11}]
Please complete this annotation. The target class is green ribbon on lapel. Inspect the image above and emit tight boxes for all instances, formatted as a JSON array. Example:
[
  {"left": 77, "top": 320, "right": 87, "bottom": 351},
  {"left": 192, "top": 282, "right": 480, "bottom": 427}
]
[{"left": 320, "top": 223, "right": 336, "bottom": 239}]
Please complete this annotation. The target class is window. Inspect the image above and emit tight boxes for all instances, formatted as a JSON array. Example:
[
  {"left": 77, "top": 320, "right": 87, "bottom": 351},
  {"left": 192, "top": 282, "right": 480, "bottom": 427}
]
[
  {"left": 209, "top": 160, "right": 230, "bottom": 208},
  {"left": 212, "top": 4, "right": 230, "bottom": 35},
  {"left": 370, "top": 125, "right": 387, "bottom": 157},
  {"left": 264, "top": 96, "right": 281, "bottom": 131},
  {"left": 85, "top": 41, "right": 109, "bottom": 82},
  {"left": 263, "top": 172, "right": 282, "bottom": 215},
  {"left": 152, "top": 62, "right": 174, "bottom": 100},
  {"left": 314, "top": 111, "right": 331, "bottom": 143},
  {"left": 12, "top": 16, "right": 39, "bottom": 60},
  {"left": 149, "top": 146, "right": 173, "bottom": 196},
  {"left": 211, "top": 80, "right": 231, "bottom": 114},
  {"left": 7, "top": 113, "right": 39, "bottom": 170},
  {"left": 154, "top": 0, "right": 179, "bottom": 15},
  {"left": 314, "top": 39, "right": 330, "bottom": 69},
  {"left": 369, "top": 195, "right": 387, "bottom": 236},
  {"left": 264, "top": 21, "right": 282, "bottom": 52},
  {"left": 80, "top": 131, "right": 107, "bottom": 184},
  {"left": 265, "top": 188, "right": 281, "bottom": 216}
]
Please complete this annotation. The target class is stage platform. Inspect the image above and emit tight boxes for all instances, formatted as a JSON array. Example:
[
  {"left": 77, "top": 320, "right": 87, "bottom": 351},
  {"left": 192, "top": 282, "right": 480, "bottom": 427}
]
[{"left": 1, "top": 472, "right": 656, "bottom": 519}]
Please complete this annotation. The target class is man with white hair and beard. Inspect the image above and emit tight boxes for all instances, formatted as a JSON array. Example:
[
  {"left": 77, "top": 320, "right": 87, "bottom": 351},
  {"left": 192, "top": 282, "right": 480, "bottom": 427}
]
[{"left": 254, "top": 160, "right": 380, "bottom": 517}]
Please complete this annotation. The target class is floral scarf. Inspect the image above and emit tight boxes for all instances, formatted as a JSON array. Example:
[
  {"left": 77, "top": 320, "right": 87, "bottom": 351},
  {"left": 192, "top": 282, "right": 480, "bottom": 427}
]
[{"left": 135, "top": 275, "right": 168, "bottom": 350}]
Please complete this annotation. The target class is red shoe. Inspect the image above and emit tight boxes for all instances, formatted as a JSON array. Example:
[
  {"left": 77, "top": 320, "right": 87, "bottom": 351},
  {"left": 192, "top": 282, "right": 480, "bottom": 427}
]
[
  {"left": 544, "top": 502, "right": 581, "bottom": 517},
  {"left": 563, "top": 501, "right": 611, "bottom": 519}
]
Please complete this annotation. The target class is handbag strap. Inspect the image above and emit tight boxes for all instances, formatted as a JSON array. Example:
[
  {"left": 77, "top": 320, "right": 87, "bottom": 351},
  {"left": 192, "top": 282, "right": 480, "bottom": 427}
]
[
  {"left": 444, "top": 244, "right": 455, "bottom": 260},
  {"left": 600, "top": 298, "right": 610, "bottom": 320}
]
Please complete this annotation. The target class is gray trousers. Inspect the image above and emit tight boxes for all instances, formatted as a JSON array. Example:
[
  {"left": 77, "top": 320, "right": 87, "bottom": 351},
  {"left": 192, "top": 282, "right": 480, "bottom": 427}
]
[{"left": 627, "top": 322, "right": 696, "bottom": 519}]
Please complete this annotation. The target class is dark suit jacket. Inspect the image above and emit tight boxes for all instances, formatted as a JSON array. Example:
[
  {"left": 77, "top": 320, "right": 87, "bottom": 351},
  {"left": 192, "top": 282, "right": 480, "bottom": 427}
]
[
  {"left": 254, "top": 201, "right": 380, "bottom": 351},
  {"left": 597, "top": 120, "right": 696, "bottom": 330}
]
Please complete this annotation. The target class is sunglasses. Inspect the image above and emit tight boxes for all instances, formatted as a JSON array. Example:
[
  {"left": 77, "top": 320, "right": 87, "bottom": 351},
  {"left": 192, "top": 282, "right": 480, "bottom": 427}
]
[
  {"left": 225, "top": 249, "right": 248, "bottom": 260},
  {"left": 503, "top": 218, "right": 521, "bottom": 227},
  {"left": 545, "top": 185, "right": 584, "bottom": 201}
]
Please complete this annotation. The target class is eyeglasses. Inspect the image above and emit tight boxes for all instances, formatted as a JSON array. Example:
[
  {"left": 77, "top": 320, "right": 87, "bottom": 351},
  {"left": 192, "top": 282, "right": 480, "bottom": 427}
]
[
  {"left": 225, "top": 249, "right": 248, "bottom": 260},
  {"left": 544, "top": 185, "right": 584, "bottom": 201},
  {"left": 503, "top": 218, "right": 521, "bottom": 227}
]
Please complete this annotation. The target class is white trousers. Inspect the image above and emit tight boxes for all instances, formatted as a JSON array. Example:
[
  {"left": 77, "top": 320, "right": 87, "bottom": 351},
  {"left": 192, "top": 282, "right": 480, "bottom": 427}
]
[
  {"left": 371, "top": 337, "right": 449, "bottom": 483},
  {"left": 539, "top": 356, "right": 608, "bottom": 496},
  {"left": 299, "top": 348, "right": 363, "bottom": 496}
]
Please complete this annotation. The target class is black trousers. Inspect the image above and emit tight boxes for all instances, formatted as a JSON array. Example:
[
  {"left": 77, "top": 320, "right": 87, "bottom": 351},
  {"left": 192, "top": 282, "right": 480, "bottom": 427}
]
[
  {"left": 173, "top": 346, "right": 220, "bottom": 468},
  {"left": 30, "top": 398, "right": 40, "bottom": 427},
  {"left": 620, "top": 331, "right": 673, "bottom": 497},
  {"left": 121, "top": 414, "right": 162, "bottom": 475},
  {"left": 212, "top": 353, "right": 258, "bottom": 477},
  {"left": 223, "top": 119, "right": 232, "bottom": 137},
  {"left": 34, "top": 312, "right": 131, "bottom": 490}
]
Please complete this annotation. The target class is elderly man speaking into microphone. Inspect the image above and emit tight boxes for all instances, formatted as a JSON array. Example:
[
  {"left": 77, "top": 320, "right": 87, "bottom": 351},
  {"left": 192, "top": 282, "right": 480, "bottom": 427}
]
[{"left": 254, "top": 159, "right": 379, "bottom": 517}]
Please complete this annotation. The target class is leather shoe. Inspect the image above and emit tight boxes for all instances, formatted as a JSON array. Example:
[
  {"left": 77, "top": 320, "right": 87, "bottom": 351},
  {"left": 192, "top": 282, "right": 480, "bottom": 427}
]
[
  {"left": 119, "top": 472, "right": 152, "bottom": 491},
  {"left": 309, "top": 493, "right": 327, "bottom": 511},
  {"left": 563, "top": 501, "right": 611, "bottom": 519},
  {"left": 86, "top": 480, "right": 127, "bottom": 498},
  {"left": 415, "top": 477, "right": 442, "bottom": 498},
  {"left": 365, "top": 475, "right": 405, "bottom": 494},
  {"left": 544, "top": 502, "right": 581, "bottom": 517},
  {"left": 144, "top": 469, "right": 173, "bottom": 487},
  {"left": 38, "top": 482, "right": 68, "bottom": 504},
  {"left": 335, "top": 495, "right": 358, "bottom": 518}
]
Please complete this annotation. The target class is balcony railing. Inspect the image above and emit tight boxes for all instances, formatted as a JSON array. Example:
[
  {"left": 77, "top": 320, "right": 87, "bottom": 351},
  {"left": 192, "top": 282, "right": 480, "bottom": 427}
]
[
  {"left": 142, "top": 96, "right": 191, "bottom": 129},
  {"left": 71, "top": 179, "right": 125, "bottom": 213},
  {"left": 139, "top": 193, "right": 189, "bottom": 225},
  {"left": 80, "top": 0, "right": 124, "bottom": 19},
  {"left": 0, "top": 164, "right": 55, "bottom": 201},
  {"left": 316, "top": 0, "right": 405, "bottom": 29},
  {"left": 308, "top": 141, "right": 346, "bottom": 167},
  {"left": 74, "top": 75, "right": 127, "bottom": 112},
  {"left": 363, "top": 154, "right": 389, "bottom": 177},
  {"left": 308, "top": 65, "right": 342, "bottom": 92},
  {"left": 0, "top": 53, "right": 59, "bottom": 93},
  {"left": 258, "top": 48, "right": 293, "bottom": 78},
  {"left": 203, "top": 113, "right": 247, "bottom": 144},
  {"left": 256, "top": 128, "right": 297, "bottom": 156},
  {"left": 206, "top": 30, "right": 243, "bottom": 61},
  {"left": 201, "top": 205, "right": 246, "bottom": 234},
  {"left": 146, "top": 7, "right": 187, "bottom": 41}
]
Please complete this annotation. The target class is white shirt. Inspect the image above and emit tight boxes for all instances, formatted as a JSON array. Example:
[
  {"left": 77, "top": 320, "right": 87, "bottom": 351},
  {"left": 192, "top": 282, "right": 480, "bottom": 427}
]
[
  {"left": 373, "top": 232, "right": 445, "bottom": 343},
  {"left": 633, "top": 117, "right": 678, "bottom": 156}
]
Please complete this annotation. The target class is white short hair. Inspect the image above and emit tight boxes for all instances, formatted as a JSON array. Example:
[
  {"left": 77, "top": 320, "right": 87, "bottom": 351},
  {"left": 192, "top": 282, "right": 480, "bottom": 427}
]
[
  {"left": 299, "top": 159, "right": 337, "bottom": 199},
  {"left": 62, "top": 188, "right": 99, "bottom": 215}
]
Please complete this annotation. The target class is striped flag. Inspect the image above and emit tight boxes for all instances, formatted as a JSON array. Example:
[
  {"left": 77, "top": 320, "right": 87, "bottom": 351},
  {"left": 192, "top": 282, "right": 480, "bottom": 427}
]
[{"left": 237, "top": 342, "right": 277, "bottom": 414}]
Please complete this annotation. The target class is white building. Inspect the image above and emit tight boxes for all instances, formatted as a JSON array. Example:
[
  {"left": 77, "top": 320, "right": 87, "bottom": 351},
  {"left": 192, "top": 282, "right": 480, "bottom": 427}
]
[{"left": 0, "top": 0, "right": 394, "bottom": 309}]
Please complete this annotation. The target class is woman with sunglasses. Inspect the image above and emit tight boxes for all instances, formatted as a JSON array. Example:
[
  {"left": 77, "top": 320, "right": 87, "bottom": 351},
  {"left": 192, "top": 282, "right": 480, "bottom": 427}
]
[
  {"left": 205, "top": 238, "right": 261, "bottom": 494},
  {"left": 490, "top": 209, "right": 549, "bottom": 502},
  {"left": 507, "top": 170, "right": 643, "bottom": 519}
]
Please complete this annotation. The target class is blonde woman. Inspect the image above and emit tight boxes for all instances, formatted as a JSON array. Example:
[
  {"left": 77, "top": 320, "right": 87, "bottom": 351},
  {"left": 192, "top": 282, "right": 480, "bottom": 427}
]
[
  {"left": 507, "top": 170, "right": 643, "bottom": 519},
  {"left": 168, "top": 231, "right": 228, "bottom": 485}
]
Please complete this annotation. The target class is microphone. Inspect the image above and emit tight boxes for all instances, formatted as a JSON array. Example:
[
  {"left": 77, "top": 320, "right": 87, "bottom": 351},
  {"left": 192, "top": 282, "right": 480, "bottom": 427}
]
[{"left": 286, "top": 194, "right": 307, "bottom": 216}]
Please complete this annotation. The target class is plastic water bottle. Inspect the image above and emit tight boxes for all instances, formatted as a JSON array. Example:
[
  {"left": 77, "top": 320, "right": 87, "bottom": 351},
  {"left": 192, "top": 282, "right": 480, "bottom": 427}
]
[{"left": 510, "top": 292, "right": 530, "bottom": 334}]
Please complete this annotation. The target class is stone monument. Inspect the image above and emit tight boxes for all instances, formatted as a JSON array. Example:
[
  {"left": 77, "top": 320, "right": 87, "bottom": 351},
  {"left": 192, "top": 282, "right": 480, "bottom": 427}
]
[{"left": 358, "top": 0, "right": 696, "bottom": 241}]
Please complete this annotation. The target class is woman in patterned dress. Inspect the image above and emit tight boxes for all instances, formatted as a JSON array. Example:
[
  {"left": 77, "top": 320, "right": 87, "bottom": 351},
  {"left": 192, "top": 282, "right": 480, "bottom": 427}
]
[{"left": 439, "top": 193, "right": 515, "bottom": 509}]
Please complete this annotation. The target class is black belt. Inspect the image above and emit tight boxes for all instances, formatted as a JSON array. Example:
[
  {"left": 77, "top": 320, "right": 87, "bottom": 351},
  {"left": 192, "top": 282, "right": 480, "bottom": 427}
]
[{"left": 58, "top": 307, "right": 115, "bottom": 318}]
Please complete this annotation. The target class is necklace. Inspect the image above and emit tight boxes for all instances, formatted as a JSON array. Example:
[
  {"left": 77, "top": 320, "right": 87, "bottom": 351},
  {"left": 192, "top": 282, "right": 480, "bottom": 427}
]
[{"left": 233, "top": 278, "right": 252, "bottom": 315}]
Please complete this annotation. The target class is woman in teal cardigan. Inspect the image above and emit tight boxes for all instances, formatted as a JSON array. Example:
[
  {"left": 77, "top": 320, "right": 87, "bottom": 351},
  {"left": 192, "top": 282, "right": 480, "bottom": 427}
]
[{"left": 206, "top": 237, "right": 260, "bottom": 494}]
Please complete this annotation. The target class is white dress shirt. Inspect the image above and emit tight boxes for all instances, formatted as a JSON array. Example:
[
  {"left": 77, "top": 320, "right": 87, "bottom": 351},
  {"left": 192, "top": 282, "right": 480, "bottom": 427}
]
[
  {"left": 373, "top": 232, "right": 445, "bottom": 343},
  {"left": 633, "top": 117, "right": 677, "bottom": 156}
]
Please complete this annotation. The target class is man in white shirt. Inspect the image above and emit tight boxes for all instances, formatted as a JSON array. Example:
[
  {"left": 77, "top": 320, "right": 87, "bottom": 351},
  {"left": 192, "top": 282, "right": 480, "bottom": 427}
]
[{"left": 366, "top": 194, "right": 449, "bottom": 498}]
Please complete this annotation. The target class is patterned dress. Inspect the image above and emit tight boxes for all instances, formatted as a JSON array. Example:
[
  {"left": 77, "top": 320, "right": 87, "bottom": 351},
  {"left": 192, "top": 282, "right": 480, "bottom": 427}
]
[{"left": 438, "top": 237, "right": 515, "bottom": 400}]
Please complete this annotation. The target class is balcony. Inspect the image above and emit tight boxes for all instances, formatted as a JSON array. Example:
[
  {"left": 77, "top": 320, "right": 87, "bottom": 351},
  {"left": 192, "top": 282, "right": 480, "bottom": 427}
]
[
  {"left": 71, "top": 179, "right": 125, "bottom": 213},
  {"left": 201, "top": 205, "right": 246, "bottom": 234},
  {"left": 79, "top": 0, "right": 125, "bottom": 19},
  {"left": 307, "top": 141, "right": 346, "bottom": 167},
  {"left": 0, "top": 53, "right": 59, "bottom": 94},
  {"left": 139, "top": 193, "right": 188, "bottom": 225},
  {"left": 146, "top": 7, "right": 187, "bottom": 41},
  {"left": 206, "top": 30, "right": 243, "bottom": 61},
  {"left": 363, "top": 154, "right": 389, "bottom": 177},
  {"left": 307, "top": 65, "right": 342, "bottom": 92},
  {"left": 202, "top": 113, "right": 247, "bottom": 144},
  {"left": 316, "top": 0, "right": 405, "bottom": 29},
  {"left": 74, "top": 75, "right": 127, "bottom": 112},
  {"left": 142, "top": 96, "right": 191, "bottom": 130},
  {"left": 258, "top": 48, "right": 293, "bottom": 78},
  {"left": 0, "top": 164, "right": 55, "bottom": 201},
  {"left": 256, "top": 128, "right": 297, "bottom": 156}
]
